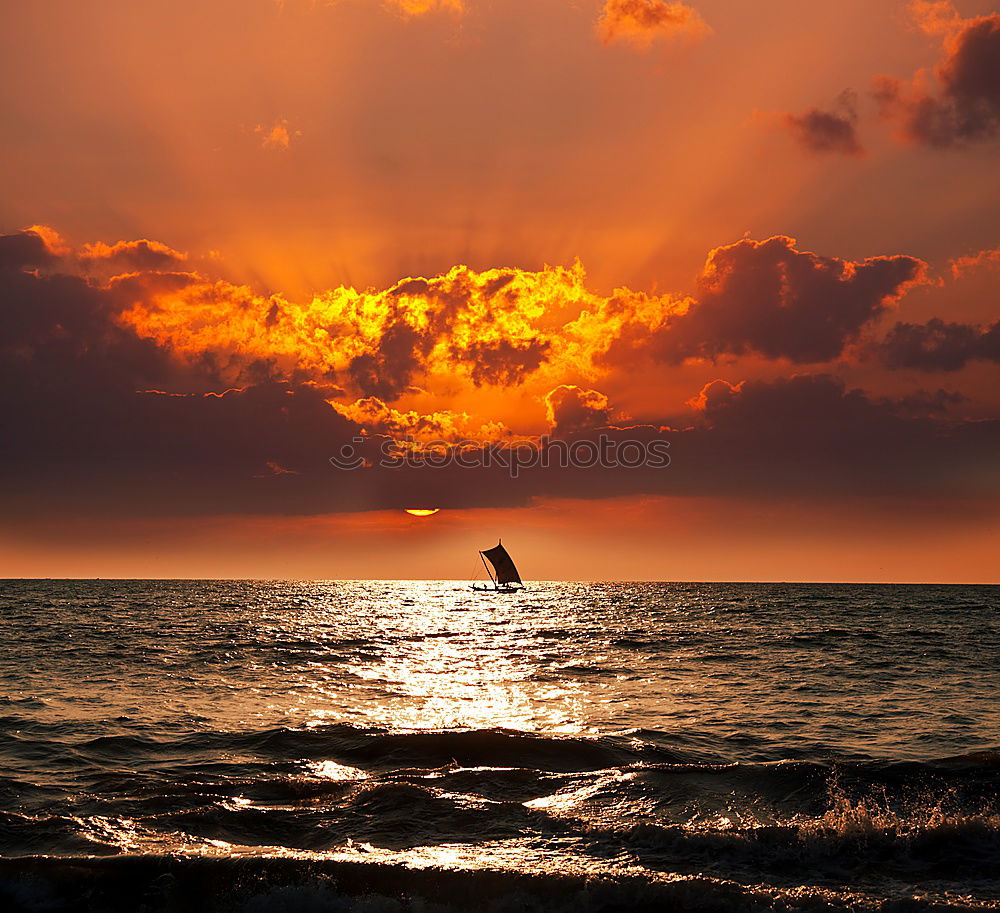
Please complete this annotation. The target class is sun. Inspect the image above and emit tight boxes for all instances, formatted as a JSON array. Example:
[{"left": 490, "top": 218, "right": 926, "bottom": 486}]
[{"left": 404, "top": 508, "right": 441, "bottom": 517}]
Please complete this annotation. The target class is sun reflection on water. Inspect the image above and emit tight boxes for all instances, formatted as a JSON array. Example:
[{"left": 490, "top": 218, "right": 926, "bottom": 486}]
[{"left": 268, "top": 582, "right": 591, "bottom": 734}]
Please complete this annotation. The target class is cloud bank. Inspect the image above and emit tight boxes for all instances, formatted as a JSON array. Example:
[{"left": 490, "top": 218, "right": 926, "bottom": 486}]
[{"left": 0, "top": 226, "right": 994, "bottom": 521}]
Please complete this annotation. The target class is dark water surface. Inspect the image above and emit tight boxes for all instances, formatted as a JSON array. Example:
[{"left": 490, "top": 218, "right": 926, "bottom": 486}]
[{"left": 0, "top": 581, "right": 998, "bottom": 911}]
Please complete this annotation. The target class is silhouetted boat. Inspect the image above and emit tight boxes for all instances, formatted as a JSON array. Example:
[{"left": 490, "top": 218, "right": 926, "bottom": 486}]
[{"left": 472, "top": 539, "right": 524, "bottom": 592}]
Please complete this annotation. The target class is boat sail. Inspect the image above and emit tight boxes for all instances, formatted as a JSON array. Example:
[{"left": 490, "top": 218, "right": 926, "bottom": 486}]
[{"left": 474, "top": 539, "right": 524, "bottom": 591}]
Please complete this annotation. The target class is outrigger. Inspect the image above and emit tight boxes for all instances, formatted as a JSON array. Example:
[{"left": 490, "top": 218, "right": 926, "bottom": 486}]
[{"left": 472, "top": 539, "right": 524, "bottom": 592}]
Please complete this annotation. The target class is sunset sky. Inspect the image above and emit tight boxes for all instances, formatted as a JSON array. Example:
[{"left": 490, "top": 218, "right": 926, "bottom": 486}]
[{"left": 2, "top": 0, "right": 998, "bottom": 580}]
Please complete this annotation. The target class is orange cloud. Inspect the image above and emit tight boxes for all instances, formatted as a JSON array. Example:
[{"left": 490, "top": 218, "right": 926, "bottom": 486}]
[
  {"left": 255, "top": 119, "right": 299, "bottom": 150},
  {"left": 109, "top": 234, "right": 933, "bottom": 430},
  {"left": 388, "top": 0, "right": 464, "bottom": 17},
  {"left": 24, "top": 224, "right": 71, "bottom": 257},
  {"left": 597, "top": 0, "right": 709, "bottom": 49},
  {"left": 116, "top": 259, "right": 688, "bottom": 400},
  {"left": 2, "top": 224, "right": 948, "bottom": 459},
  {"left": 331, "top": 396, "right": 509, "bottom": 443},
  {"left": 950, "top": 246, "right": 1000, "bottom": 278},
  {"left": 908, "top": 0, "right": 964, "bottom": 37}
]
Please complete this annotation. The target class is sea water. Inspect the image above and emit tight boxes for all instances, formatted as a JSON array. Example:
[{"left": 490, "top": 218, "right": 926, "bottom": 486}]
[{"left": 0, "top": 580, "right": 997, "bottom": 911}]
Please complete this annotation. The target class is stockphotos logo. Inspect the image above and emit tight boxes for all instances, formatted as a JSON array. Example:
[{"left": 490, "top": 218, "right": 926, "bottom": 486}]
[{"left": 330, "top": 434, "right": 670, "bottom": 479}]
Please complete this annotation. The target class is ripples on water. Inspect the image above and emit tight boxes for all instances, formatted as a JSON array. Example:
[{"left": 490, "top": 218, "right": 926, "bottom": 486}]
[{"left": 0, "top": 580, "right": 997, "bottom": 912}]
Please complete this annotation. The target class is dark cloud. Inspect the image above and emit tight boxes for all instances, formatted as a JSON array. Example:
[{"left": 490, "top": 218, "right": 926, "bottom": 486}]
[
  {"left": 677, "top": 374, "right": 997, "bottom": 497},
  {"left": 345, "top": 375, "right": 998, "bottom": 508},
  {"left": 0, "top": 267, "right": 168, "bottom": 397},
  {"left": 544, "top": 385, "right": 612, "bottom": 436},
  {"left": 349, "top": 321, "right": 427, "bottom": 399},
  {"left": 698, "top": 374, "right": 907, "bottom": 429},
  {"left": 783, "top": 91, "right": 864, "bottom": 156},
  {"left": 878, "top": 318, "right": 1000, "bottom": 370},
  {"left": 4, "top": 380, "right": 371, "bottom": 518},
  {"left": 639, "top": 236, "right": 925, "bottom": 364},
  {"left": 0, "top": 231, "right": 366, "bottom": 516},
  {"left": 873, "top": 12, "right": 1000, "bottom": 147},
  {"left": 0, "top": 229, "right": 54, "bottom": 272},
  {"left": 78, "top": 239, "right": 187, "bottom": 273},
  {"left": 457, "top": 338, "right": 550, "bottom": 387},
  {"left": 893, "top": 388, "right": 967, "bottom": 417},
  {"left": 506, "top": 374, "right": 998, "bottom": 504}
]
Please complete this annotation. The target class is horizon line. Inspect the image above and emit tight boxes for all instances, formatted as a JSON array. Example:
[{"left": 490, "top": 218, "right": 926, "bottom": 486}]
[{"left": 2, "top": 577, "right": 998, "bottom": 586}]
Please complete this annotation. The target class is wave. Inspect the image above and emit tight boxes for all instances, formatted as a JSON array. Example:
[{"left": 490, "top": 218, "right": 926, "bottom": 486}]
[
  {"left": 1, "top": 725, "right": 998, "bottom": 906},
  {"left": 605, "top": 805, "right": 1000, "bottom": 883},
  {"left": 1, "top": 854, "right": 995, "bottom": 913},
  {"left": 0, "top": 724, "right": 687, "bottom": 774}
]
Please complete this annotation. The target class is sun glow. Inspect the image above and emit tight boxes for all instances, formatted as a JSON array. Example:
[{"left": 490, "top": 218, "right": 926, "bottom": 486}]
[{"left": 405, "top": 509, "right": 441, "bottom": 516}]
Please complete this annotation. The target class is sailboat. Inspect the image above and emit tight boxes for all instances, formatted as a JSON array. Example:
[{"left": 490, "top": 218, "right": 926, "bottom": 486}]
[{"left": 472, "top": 539, "right": 524, "bottom": 592}]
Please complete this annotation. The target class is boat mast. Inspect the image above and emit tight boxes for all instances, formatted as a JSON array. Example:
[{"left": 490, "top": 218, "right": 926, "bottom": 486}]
[{"left": 479, "top": 551, "right": 497, "bottom": 589}]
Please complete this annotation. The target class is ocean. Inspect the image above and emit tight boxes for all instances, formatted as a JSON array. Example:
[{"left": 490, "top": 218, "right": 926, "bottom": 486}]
[{"left": 0, "top": 580, "right": 997, "bottom": 912}]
